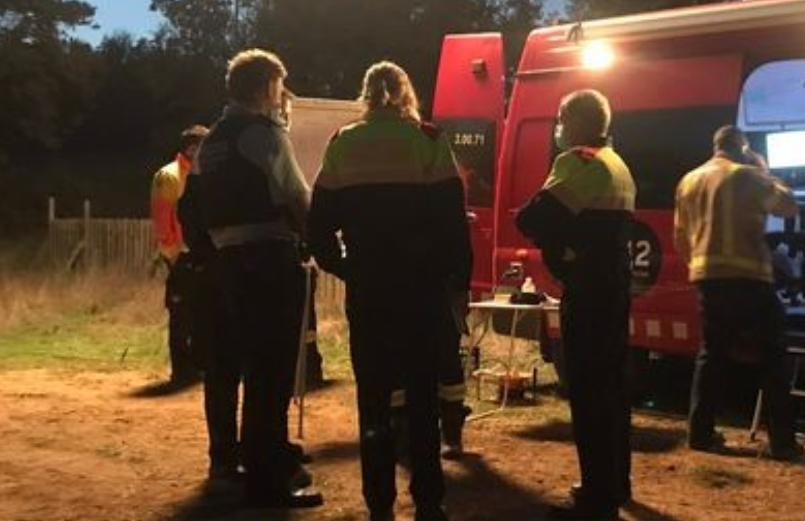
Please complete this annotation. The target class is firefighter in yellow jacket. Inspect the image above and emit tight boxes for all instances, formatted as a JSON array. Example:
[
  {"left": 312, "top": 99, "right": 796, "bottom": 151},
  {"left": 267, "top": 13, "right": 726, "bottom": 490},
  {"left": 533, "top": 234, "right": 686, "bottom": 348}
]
[
  {"left": 675, "top": 125, "right": 803, "bottom": 462},
  {"left": 150, "top": 125, "right": 208, "bottom": 385},
  {"left": 517, "top": 90, "right": 635, "bottom": 521}
]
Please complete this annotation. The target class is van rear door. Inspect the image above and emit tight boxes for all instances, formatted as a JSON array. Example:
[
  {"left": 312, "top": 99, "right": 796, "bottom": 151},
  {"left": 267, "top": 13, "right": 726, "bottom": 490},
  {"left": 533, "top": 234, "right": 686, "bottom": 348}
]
[{"left": 433, "top": 33, "right": 506, "bottom": 295}]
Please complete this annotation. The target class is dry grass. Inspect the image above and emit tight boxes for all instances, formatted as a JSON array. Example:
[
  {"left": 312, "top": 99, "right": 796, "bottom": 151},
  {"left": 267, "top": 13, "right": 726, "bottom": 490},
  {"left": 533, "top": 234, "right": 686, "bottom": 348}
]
[{"left": 0, "top": 268, "right": 163, "bottom": 332}]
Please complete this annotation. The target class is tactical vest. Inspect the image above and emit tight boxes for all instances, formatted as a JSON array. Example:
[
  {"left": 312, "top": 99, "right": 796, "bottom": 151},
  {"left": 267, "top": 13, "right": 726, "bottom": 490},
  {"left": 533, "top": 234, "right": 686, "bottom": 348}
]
[{"left": 199, "top": 113, "right": 285, "bottom": 233}]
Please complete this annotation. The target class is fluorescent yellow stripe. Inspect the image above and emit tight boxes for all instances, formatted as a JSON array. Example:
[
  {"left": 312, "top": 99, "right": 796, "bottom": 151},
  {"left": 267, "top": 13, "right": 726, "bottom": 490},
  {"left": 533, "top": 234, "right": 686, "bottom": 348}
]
[
  {"left": 390, "top": 390, "right": 405, "bottom": 408},
  {"left": 689, "top": 254, "right": 773, "bottom": 276},
  {"left": 438, "top": 383, "right": 466, "bottom": 402}
]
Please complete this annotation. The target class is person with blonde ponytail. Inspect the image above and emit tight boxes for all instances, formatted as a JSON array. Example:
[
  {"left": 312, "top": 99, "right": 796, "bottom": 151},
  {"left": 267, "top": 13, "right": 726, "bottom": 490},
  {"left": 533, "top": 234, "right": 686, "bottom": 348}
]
[{"left": 309, "top": 61, "right": 472, "bottom": 521}]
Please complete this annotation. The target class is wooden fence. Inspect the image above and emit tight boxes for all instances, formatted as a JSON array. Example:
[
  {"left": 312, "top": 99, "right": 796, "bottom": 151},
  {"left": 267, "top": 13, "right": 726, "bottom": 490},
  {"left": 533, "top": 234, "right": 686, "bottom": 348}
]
[{"left": 45, "top": 197, "right": 346, "bottom": 311}]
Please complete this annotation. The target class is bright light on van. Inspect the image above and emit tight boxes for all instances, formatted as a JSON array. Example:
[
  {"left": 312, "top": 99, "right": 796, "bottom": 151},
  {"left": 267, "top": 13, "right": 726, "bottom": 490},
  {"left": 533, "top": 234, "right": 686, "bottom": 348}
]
[{"left": 581, "top": 41, "right": 615, "bottom": 69}]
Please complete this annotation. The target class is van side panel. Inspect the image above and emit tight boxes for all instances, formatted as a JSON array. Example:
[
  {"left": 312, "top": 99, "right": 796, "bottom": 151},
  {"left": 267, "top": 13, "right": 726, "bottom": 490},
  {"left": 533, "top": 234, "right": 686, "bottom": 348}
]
[{"left": 433, "top": 34, "right": 505, "bottom": 294}]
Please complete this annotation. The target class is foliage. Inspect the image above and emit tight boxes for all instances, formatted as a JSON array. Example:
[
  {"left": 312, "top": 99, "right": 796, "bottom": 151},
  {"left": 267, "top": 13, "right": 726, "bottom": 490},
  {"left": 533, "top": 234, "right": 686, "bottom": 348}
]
[
  {"left": 2, "top": 0, "right": 734, "bottom": 237},
  {"left": 567, "top": 0, "right": 728, "bottom": 19}
]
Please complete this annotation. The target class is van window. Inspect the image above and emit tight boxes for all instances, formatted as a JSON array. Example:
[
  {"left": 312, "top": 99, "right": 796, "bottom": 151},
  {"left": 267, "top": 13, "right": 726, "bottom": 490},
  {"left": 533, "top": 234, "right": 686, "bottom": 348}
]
[
  {"left": 739, "top": 60, "right": 805, "bottom": 132},
  {"left": 611, "top": 106, "right": 736, "bottom": 209}
]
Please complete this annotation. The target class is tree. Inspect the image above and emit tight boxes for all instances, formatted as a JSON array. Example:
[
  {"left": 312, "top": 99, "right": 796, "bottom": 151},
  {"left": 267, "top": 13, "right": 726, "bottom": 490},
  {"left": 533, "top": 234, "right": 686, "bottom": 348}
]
[
  {"left": 0, "top": 1, "right": 95, "bottom": 157},
  {"left": 567, "top": 0, "right": 730, "bottom": 20},
  {"left": 150, "top": 0, "right": 262, "bottom": 62}
]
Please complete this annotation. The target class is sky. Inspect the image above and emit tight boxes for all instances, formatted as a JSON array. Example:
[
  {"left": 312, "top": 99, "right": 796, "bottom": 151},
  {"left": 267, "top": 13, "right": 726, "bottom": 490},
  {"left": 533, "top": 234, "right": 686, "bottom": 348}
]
[{"left": 73, "top": 0, "right": 567, "bottom": 47}]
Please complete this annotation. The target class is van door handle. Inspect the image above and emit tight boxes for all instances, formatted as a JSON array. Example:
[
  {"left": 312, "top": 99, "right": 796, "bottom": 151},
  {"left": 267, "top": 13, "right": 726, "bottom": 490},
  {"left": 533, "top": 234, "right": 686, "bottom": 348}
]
[{"left": 466, "top": 211, "right": 479, "bottom": 224}]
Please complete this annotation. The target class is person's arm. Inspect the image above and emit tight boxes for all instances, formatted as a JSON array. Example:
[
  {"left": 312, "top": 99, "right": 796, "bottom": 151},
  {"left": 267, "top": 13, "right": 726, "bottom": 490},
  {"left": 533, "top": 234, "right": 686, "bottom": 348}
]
[
  {"left": 423, "top": 124, "right": 473, "bottom": 333},
  {"left": 151, "top": 168, "right": 182, "bottom": 263},
  {"left": 673, "top": 181, "right": 691, "bottom": 263},
  {"left": 237, "top": 123, "right": 311, "bottom": 235},
  {"left": 308, "top": 135, "right": 347, "bottom": 279},
  {"left": 426, "top": 126, "right": 473, "bottom": 292},
  {"left": 761, "top": 174, "right": 798, "bottom": 218},
  {"left": 272, "top": 128, "right": 311, "bottom": 235},
  {"left": 515, "top": 152, "right": 586, "bottom": 251}
]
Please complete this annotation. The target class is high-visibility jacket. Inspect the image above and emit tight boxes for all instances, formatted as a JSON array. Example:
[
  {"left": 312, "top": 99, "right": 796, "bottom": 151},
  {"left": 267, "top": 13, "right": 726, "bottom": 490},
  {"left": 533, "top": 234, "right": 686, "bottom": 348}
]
[
  {"left": 516, "top": 145, "right": 636, "bottom": 290},
  {"left": 151, "top": 153, "right": 192, "bottom": 262},
  {"left": 308, "top": 109, "right": 472, "bottom": 293},
  {"left": 674, "top": 155, "right": 797, "bottom": 283}
]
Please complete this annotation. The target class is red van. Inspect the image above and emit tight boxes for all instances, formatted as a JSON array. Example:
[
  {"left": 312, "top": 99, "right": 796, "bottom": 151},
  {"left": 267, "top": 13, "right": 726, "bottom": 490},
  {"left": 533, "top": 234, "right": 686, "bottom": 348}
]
[{"left": 433, "top": 0, "right": 805, "bottom": 367}]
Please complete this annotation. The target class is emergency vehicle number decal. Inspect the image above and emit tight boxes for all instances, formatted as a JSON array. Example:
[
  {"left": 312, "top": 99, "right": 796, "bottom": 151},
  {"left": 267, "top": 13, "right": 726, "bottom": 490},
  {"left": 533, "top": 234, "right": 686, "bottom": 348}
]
[
  {"left": 629, "top": 220, "right": 662, "bottom": 295},
  {"left": 436, "top": 118, "right": 496, "bottom": 208}
]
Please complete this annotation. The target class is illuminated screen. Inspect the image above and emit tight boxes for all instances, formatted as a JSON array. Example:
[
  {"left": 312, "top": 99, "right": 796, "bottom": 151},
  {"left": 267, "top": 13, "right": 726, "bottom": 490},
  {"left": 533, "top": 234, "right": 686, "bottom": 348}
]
[{"left": 767, "top": 131, "right": 805, "bottom": 169}]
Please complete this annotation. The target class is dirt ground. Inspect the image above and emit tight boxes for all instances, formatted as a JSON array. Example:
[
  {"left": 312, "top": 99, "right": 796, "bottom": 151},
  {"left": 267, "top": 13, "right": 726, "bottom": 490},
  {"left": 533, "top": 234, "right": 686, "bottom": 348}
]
[{"left": 1, "top": 368, "right": 804, "bottom": 521}]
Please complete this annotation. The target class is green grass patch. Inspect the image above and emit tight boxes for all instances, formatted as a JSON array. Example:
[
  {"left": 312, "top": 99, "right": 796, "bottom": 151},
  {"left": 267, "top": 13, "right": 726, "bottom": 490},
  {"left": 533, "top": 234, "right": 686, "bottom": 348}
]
[{"left": 0, "top": 310, "right": 167, "bottom": 372}]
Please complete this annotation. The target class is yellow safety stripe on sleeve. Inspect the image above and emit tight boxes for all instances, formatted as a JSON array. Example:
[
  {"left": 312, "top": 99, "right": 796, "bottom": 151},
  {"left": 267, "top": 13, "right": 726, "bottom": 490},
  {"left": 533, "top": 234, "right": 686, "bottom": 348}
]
[
  {"left": 688, "top": 254, "right": 773, "bottom": 280},
  {"left": 438, "top": 382, "right": 466, "bottom": 402},
  {"left": 390, "top": 389, "right": 406, "bottom": 408}
]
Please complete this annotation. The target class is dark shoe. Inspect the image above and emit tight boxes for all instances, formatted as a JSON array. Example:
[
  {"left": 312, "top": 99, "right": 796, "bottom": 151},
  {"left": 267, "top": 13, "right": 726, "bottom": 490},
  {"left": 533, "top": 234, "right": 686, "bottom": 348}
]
[
  {"left": 440, "top": 403, "right": 471, "bottom": 460},
  {"left": 287, "top": 441, "right": 313, "bottom": 464},
  {"left": 170, "top": 371, "right": 202, "bottom": 387},
  {"left": 289, "top": 465, "right": 313, "bottom": 489},
  {"left": 688, "top": 431, "right": 727, "bottom": 453},
  {"left": 245, "top": 486, "right": 323, "bottom": 509},
  {"left": 769, "top": 442, "right": 804, "bottom": 463},
  {"left": 570, "top": 482, "right": 632, "bottom": 506},
  {"left": 415, "top": 505, "right": 449, "bottom": 521},
  {"left": 370, "top": 509, "right": 395, "bottom": 521},
  {"left": 208, "top": 463, "right": 244, "bottom": 482},
  {"left": 548, "top": 501, "right": 618, "bottom": 520}
]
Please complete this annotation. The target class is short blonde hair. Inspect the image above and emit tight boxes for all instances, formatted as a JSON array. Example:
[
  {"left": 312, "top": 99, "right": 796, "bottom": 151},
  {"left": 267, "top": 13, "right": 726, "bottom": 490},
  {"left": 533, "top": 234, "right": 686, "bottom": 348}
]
[
  {"left": 226, "top": 49, "right": 287, "bottom": 104},
  {"left": 559, "top": 89, "right": 612, "bottom": 139},
  {"left": 359, "top": 61, "right": 421, "bottom": 123}
]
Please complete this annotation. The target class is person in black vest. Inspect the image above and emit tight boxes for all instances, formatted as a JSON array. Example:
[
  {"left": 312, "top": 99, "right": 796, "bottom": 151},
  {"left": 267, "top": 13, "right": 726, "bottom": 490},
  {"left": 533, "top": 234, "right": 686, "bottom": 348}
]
[{"left": 196, "top": 48, "right": 322, "bottom": 509}]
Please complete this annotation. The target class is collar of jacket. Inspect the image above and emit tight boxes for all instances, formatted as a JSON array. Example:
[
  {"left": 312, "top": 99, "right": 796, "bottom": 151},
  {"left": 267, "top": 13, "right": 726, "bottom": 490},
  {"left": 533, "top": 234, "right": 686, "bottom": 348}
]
[{"left": 176, "top": 152, "right": 192, "bottom": 177}]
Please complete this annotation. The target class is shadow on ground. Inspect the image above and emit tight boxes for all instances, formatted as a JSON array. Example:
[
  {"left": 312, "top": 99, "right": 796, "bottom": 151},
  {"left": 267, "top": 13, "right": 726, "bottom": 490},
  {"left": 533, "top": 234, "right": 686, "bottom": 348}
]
[
  {"left": 127, "top": 378, "right": 202, "bottom": 398},
  {"left": 445, "top": 452, "right": 550, "bottom": 520},
  {"left": 308, "top": 440, "right": 360, "bottom": 463},
  {"left": 513, "top": 419, "right": 686, "bottom": 453},
  {"left": 623, "top": 500, "right": 684, "bottom": 521},
  {"left": 162, "top": 481, "right": 294, "bottom": 521}
]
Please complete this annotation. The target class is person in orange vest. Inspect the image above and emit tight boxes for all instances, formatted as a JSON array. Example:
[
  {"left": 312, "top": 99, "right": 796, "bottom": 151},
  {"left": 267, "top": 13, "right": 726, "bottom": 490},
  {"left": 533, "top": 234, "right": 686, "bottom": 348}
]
[
  {"left": 675, "top": 125, "right": 803, "bottom": 462},
  {"left": 150, "top": 125, "right": 208, "bottom": 386}
]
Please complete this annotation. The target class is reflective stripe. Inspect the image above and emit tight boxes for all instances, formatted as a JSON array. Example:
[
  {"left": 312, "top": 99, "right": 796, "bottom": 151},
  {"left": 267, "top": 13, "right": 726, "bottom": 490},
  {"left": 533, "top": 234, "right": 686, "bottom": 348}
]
[
  {"left": 209, "top": 222, "right": 298, "bottom": 249},
  {"left": 391, "top": 383, "right": 467, "bottom": 407},
  {"left": 390, "top": 389, "right": 406, "bottom": 408},
  {"left": 438, "top": 383, "right": 467, "bottom": 402},
  {"left": 689, "top": 254, "right": 773, "bottom": 279}
]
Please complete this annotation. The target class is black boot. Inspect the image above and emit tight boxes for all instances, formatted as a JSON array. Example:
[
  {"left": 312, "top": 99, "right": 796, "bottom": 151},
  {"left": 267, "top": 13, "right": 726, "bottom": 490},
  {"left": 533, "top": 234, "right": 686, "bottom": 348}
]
[{"left": 440, "top": 401, "right": 470, "bottom": 460}]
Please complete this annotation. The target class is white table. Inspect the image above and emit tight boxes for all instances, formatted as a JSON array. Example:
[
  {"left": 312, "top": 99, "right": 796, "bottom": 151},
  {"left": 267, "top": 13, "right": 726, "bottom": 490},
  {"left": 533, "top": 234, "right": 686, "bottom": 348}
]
[{"left": 465, "top": 299, "right": 545, "bottom": 420}]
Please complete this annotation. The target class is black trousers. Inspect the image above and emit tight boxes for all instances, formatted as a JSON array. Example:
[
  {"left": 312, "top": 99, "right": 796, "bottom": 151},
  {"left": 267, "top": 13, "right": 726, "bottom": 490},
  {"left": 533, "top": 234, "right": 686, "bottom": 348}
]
[
  {"left": 188, "top": 259, "right": 243, "bottom": 471},
  {"left": 690, "top": 279, "right": 796, "bottom": 454},
  {"left": 347, "top": 286, "right": 445, "bottom": 514},
  {"left": 561, "top": 284, "right": 631, "bottom": 509},
  {"left": 212, "top": 241, "right": 304, "bottom": 496},
  {"left": 165, "top": 254, "right": 201, "bottom": 380}
]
